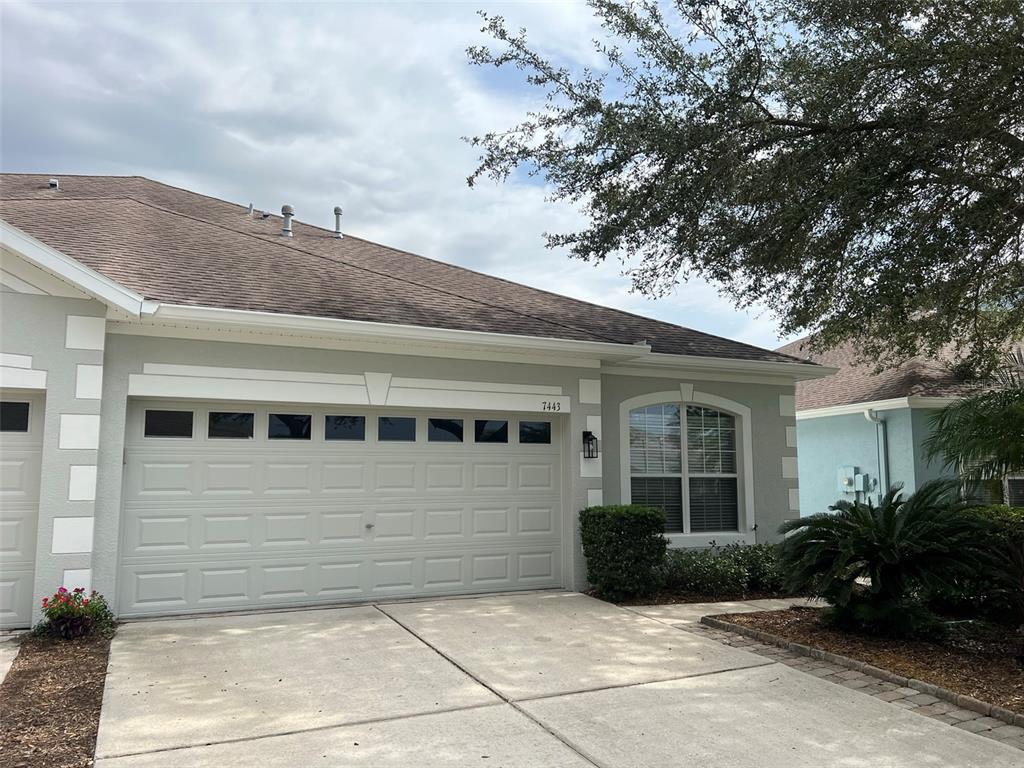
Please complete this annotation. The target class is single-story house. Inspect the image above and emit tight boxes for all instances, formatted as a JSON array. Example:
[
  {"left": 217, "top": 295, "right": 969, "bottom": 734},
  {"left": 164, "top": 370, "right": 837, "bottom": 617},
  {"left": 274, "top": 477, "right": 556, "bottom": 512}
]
[
  {"left": 0, "top": 173, "right": 828, "bottom": 627},
  {"left": 777, "top": 337, "right": 1024, "bottom": 515}
]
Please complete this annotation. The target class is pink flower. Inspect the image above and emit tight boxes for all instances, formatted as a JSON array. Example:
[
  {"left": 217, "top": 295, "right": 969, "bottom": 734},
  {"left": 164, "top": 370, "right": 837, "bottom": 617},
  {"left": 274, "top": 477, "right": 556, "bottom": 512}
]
[
  {"left": 73, "top": 587, "right": 84, "bottom": 594},
  {"left": 58, "top": 587, "right": 68, "bottom": 594},
  {"left": 41, "top": 597, "right": 49, "bottom": 607}
]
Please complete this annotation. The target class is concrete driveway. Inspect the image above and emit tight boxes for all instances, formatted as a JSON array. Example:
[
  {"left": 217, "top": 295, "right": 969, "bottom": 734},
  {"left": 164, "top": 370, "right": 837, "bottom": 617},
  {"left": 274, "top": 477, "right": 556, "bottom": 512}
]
[{"left": 94, "top": 592, "right": 1021, "bottom": 767}]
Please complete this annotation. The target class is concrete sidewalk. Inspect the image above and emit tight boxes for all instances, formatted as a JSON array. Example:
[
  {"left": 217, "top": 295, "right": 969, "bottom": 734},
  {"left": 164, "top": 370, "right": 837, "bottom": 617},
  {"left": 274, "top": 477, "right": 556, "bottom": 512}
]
[{"left": 94, "top": 593, "right": 1021, "bottom": 767}]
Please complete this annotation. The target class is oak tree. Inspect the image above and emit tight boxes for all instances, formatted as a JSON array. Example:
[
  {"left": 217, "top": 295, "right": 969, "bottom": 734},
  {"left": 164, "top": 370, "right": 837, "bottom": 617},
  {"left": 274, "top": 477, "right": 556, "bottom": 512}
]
[{"left": 467, "top": 0, "right": 1024, "bottom": 374}]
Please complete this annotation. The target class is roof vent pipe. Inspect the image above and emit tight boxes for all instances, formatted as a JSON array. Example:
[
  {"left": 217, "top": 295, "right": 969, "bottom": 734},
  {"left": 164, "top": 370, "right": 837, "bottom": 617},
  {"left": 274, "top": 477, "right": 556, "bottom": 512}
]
[
  {"left": 48, "top": 178, "right": 59, "bottom": 189},
  {"left": 333, "top": 206, "right": 344, "bottom": 239},
  {"left": 247, "top": 203, "right": 254, "bottom": 217},
  {"left": 281, "top": 204, "right": 294, "bottom": 237}
]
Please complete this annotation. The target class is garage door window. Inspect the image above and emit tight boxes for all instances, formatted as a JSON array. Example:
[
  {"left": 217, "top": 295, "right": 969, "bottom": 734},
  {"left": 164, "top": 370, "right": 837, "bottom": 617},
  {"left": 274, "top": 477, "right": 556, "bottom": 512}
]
[
  {"left": 519, "top": 421, "right": 551, "bottom": 444},
  {"left": 325, "top": 415, "right": 365, "bottom": 441},
  {"left": 428, "top": 418, "right": 463, "bottom": 442},
  {"left": 475, "top": 419, "right": 508, "bottom": 443},
  {"left": 379, "top": 416, "right": 416, "bottom": 441},
  {"left": 0, "top": 401, "right": 30, "bottom": 432},
  {"left": 269, "top": 414, "right": 311, "bottom": 440},
  {"left": 144, "top": 409, "right": 193, "bottom": 438},
  {"left": 208, "top": 412, "right": 255, "bottom": 439}
]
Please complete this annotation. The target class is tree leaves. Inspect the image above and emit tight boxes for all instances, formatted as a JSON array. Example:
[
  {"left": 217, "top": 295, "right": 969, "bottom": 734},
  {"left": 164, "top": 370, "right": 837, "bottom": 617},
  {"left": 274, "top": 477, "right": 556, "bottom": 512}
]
[{"left": 467, "top": 0, "right": 1024, "bottom": 374}]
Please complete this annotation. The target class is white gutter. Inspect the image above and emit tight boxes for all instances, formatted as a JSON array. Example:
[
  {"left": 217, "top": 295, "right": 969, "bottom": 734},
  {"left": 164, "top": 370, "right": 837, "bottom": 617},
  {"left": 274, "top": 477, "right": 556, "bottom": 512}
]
[
  {"left": 796, "top": 395, "right": 960, "bottom": 420},
  {"left": 617, "top": 350, "right": 836, "bottom": 381},
  {"left": 0, "top": 220, "right": 149, "bottom": 318},
  {"left": 145, "top": 303, "right": 652, "bottom": 360}
]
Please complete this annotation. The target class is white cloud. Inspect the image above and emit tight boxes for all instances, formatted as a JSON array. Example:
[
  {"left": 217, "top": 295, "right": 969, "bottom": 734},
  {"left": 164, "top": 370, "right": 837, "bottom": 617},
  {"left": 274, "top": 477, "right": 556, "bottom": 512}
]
[{"left": 1, "top": 0, "right": 789, "bottom": 349}]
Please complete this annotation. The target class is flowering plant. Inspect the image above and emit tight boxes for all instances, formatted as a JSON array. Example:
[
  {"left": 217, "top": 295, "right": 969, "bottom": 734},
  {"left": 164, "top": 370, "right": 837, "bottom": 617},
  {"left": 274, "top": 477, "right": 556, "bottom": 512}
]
[{"left": 37, "top": 587, "right": 114, "bottom": 639}]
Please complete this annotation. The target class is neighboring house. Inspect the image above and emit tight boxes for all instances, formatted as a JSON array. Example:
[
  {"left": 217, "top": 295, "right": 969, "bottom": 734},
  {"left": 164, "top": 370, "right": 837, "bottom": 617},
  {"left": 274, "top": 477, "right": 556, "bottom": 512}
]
[
  {"left": 777, "top": 337, "right": 1024, "bottom": 516},
  {"left": 0, "top": 174, "right": 827, "bottom": 628}
]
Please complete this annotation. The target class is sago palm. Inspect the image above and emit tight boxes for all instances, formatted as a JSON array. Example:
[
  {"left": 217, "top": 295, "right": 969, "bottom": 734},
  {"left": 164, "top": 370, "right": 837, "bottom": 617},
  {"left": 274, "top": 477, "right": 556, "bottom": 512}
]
[{"left": 778, "top": 480, "right": 990, "bottom": 636}]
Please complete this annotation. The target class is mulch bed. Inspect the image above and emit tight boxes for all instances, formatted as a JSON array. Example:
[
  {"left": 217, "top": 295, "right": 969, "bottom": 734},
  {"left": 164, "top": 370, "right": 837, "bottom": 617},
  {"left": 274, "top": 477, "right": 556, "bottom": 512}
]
[
  {"left": 720, "top": 607, "right": 1024, "bottom": 713},
  {"left": 0, "top": 633, "right": 111, "bottom": 768}
]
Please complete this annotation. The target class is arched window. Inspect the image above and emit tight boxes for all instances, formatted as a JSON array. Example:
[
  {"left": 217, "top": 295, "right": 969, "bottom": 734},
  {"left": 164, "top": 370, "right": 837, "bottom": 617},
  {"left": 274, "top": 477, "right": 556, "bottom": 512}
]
[{"left": 629, "top": 403, "right": 739, "bottom": 533}]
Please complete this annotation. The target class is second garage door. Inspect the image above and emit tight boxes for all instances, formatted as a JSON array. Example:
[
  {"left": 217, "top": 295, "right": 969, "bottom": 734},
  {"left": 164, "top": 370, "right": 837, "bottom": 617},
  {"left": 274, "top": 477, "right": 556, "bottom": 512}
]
[{"left": 118, "top": 401, "right": 564, "bottom": 616}]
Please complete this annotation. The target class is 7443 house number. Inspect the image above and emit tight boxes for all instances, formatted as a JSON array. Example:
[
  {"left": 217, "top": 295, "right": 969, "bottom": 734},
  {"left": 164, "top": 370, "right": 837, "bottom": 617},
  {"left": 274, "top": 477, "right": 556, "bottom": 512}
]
[{"left": 541, "top": 401, "right": 562, "bottom": 412}]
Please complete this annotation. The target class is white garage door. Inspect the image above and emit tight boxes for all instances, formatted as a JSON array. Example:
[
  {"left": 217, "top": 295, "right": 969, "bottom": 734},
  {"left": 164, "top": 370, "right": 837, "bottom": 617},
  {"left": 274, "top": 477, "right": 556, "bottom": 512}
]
[
  {"left": 119, "top": 401, "right": 564, "bottom": 616},
  {"left": 0, "top": 393, "right": 42, "bottom": 628}
]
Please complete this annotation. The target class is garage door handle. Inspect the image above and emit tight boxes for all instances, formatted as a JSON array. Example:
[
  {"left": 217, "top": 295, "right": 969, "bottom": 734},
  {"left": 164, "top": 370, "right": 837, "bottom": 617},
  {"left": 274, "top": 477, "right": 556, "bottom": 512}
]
[{"left": 365, "top": 523, "right": 375, "bottom": 530}]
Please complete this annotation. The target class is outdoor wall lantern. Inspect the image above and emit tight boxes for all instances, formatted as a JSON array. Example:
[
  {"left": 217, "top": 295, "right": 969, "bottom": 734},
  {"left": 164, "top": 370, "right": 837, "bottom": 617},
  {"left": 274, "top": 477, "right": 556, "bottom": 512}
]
[{"left": 582, "top": 430, "right": 599, "bottom": 459}]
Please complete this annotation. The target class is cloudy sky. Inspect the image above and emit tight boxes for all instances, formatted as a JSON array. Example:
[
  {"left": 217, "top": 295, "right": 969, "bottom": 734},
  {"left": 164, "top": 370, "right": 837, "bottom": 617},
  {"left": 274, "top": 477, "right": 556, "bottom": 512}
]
[{"left": 1, "top": 1, "right": 792, "bottom": 349}]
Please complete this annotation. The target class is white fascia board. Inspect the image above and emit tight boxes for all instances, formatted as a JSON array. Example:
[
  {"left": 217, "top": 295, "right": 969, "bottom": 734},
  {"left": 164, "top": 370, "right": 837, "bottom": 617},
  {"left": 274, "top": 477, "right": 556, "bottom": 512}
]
[
  {"left": 144, "top": 303, "right": 650, "bottom": 360},
  {"left": 607, "top": 351, "right": 835, "bottom": 381},
  {"left": 0, "top": 220, "right": 147, "bottom": 317},
  {"left": 795, "top": 395, "right": 959, "bottom": 420}
]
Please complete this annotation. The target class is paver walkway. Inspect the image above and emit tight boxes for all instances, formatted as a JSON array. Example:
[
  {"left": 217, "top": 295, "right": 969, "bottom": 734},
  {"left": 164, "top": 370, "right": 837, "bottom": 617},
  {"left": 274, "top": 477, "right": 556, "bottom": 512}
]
[{"left": 683, "top": 618, "right": 1024, "bottom": 751}]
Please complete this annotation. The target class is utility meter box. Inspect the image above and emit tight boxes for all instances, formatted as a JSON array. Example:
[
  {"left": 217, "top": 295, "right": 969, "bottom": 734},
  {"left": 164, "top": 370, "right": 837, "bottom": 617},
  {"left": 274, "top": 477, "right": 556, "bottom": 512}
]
[{"left": 837, "top": 465, "right": 858, "bottom": 493}]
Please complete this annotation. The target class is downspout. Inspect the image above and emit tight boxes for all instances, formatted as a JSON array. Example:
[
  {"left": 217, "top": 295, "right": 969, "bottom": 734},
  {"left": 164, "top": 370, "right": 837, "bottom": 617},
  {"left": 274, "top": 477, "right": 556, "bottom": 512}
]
[{"left": 864, "top": 409, "right": 889, "bottom": 499}]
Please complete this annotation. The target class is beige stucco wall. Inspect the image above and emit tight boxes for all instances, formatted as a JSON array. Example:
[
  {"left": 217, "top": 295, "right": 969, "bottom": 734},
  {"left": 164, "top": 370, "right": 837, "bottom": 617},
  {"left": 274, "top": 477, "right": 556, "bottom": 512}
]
[{"left": 600, "top": 373, "right": 799, "bottom": 547}]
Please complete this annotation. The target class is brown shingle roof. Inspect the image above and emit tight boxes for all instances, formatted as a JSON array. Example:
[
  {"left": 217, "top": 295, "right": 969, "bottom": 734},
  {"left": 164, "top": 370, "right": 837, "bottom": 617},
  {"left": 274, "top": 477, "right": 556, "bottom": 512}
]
[
  {"left": 776, "top": 337, "right": 982, "bottom": 410},
  {"left": 1, "top": 173, "right": 809, "bottom": 363}
]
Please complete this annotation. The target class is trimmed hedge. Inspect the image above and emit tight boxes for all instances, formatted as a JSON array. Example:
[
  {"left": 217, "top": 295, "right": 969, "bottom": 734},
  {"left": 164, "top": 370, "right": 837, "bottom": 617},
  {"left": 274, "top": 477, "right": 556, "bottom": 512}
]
[
  {"left": 662, "top": 543, "right": 786, "bottom": 599},
  {"left": 580, "top": 505, "right": 667, "bottom": 600},
  {"left": 719, "top": 543, "right": 786, "bottom": 593},
  {"left": 663, "top": 549, "right": 748, "bottom": 598}
]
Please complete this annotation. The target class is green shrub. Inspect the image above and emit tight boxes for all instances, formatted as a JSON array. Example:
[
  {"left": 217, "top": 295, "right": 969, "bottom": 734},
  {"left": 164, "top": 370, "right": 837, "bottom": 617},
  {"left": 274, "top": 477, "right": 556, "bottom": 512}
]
[
  {"left": 924, "top": 505, "right": 1024, "bottom": 624},
  {"left": 580, "top": 505, "right": 667, "bottom": 601},
  {"left": 779, "top": 480, "right": 990, "bottom": 639},
  {"left": 663, "top": 549, "right": 749, "bottom": 598},
  {"left": 719, "top": 543, "right": 786, "bottom": 594},
  {"left": 35, "top": 587, "right": 115, "bottom": 639}
]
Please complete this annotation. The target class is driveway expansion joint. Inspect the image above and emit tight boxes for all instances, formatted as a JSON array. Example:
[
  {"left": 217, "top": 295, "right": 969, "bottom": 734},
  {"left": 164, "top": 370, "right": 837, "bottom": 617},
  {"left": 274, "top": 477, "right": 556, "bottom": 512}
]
[
  {"left": 95, "top": 701, "right": 508, "bottom": 761},
  {"left": 374, "top": 603, "right": 608, "bottom": 768}
]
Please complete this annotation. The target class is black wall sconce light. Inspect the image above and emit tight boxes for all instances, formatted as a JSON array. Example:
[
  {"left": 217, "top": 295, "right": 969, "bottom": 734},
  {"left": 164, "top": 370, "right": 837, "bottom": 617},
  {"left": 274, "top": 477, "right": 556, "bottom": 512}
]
[{"left": 582, "top": 430, "right": 599, "bottom": 459}]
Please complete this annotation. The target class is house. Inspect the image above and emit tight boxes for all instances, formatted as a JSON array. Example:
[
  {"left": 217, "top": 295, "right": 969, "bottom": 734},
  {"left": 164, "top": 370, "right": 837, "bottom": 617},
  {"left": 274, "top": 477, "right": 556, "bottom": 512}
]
[
  {"left": 777, "top": 337, "right": 1024, "bottom": 516},
  {"left": 0, "top": 173, "right": 828, "bottom": 628}
]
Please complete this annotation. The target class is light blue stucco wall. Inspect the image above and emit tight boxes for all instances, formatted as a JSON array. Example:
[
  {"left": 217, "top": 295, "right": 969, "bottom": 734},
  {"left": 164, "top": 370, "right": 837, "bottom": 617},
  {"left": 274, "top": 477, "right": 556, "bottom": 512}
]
[{"left": 795, "top": 407, "right": 954, "bottom": 516}]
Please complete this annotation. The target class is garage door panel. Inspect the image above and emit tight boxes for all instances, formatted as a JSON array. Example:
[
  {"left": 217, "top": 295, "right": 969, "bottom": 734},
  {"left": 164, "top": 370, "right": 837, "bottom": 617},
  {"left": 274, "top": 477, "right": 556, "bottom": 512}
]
[
  {"left": 518, "top": 506, "right": 555, "bottom": 534},
  {"left": 425, "top": 462, "right": 465, "bottom": 490},
  {"left": 373, "top": 462, "right": 418, "bottom": 491},
  {"left": 203, "top": 462, "right": 258, "bottom": 495},
  {"left": 265, "top": 463, "right": 314, "bottom": 494},
  {"left": 0, "top": 451, "right": 41, "bottom": 500},
  {"left": 472, "top": 507, "right": 510, "bottom": 535},
  {"left": 136, "top": 461, "right": 194, "bottom": 497},
  {"left": 120, "top": 403, "right": 563, "bottom": 616},
  {"left": 322, "top": 463, "right": 365, "bottom": 492}
]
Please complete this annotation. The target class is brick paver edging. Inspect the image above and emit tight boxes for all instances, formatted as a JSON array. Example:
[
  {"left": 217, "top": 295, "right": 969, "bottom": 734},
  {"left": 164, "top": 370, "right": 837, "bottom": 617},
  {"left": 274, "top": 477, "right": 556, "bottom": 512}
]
[{"left": 700, "top": 615, "right": 1023, "bottom": 729}]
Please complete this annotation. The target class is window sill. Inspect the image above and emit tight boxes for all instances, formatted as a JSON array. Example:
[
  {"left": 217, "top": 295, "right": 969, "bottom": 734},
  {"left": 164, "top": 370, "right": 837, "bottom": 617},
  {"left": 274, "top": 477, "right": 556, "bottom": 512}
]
[{"left": 664, "top": 531, "right": 756, "bottom": 549}]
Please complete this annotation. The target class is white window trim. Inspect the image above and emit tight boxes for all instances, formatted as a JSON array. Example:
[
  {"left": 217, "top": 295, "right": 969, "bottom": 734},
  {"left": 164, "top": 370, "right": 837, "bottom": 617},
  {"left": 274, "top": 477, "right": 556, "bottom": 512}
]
[{"left": 620, "top": 389, "right": 756, "bottom": 546}]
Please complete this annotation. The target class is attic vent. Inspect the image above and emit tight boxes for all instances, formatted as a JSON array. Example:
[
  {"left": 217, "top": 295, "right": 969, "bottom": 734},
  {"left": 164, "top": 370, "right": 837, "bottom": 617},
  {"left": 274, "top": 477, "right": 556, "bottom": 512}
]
[
  {"left": 281, "top": 204, "right": 294, "bottom": 237},
  {"left": 333, "top": 206, "right": 344, "bottom": 239},
  {"left": 48, "top": 178, "right": 59, "bottom": 189}
]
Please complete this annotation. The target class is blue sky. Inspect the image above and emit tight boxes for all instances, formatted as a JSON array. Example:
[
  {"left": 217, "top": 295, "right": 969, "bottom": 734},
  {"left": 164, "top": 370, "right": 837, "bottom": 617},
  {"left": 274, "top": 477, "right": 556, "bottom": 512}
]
[{"left": 1, "top": 1, "right": 793, "bottom": 350}]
